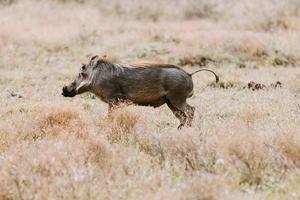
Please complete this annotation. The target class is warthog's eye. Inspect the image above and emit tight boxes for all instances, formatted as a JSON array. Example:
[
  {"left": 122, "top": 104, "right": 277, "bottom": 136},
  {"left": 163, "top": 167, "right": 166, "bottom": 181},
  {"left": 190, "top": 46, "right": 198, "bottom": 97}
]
[
  {"left": 81, "top": 64, "right": 86, "bottom": 71},
  {"left": 80, "top": 72, "right": 87, "bottom": 77}
]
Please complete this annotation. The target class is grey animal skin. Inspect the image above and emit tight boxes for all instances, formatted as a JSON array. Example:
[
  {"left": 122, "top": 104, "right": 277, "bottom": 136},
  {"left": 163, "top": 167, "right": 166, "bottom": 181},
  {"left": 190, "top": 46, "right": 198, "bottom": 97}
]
[{"left": 62, "top": 55, "right": 219, "bottom": 129}]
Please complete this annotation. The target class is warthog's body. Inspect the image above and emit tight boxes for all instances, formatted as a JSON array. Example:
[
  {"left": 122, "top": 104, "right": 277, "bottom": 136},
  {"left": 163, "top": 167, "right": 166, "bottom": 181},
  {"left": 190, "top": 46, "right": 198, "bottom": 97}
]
[
  {"left": 91, "top": 63, "right": 193, "bottom": 107},
  {"left": 62, "top": 55, "right": 219, "bottom": 129}
]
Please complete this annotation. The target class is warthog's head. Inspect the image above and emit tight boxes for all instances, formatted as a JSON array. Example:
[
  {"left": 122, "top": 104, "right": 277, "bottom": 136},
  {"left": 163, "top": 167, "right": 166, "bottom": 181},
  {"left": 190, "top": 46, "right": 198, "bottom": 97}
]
[{"left": 62, "top": 55, "right": 106, "bottom": 97}]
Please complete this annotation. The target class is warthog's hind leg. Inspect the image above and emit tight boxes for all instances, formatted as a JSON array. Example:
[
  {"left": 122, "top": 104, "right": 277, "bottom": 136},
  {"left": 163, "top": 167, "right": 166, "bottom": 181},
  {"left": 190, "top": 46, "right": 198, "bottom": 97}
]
[{"left": 166, "top": 99, "right": 188, "bottom": 129}]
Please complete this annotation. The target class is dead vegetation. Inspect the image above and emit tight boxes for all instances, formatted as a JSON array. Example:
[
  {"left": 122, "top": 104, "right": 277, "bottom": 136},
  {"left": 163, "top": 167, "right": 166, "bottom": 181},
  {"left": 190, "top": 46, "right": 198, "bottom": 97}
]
[
  {"left": 0, "top": 0, "right": 300, "bottom": 199},
  {"left": 208, "top": 80, "right": 282, "bottom": 91},
  {"left": 179, "top": 50, "right": 300, "bottom": 68}
]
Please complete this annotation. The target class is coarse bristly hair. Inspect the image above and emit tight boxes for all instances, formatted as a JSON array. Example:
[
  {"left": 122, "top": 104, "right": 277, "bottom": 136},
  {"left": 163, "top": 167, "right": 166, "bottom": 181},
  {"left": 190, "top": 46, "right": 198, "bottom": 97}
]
[{"left": 1, "top": 0, "right": 300, "bottom": 199}]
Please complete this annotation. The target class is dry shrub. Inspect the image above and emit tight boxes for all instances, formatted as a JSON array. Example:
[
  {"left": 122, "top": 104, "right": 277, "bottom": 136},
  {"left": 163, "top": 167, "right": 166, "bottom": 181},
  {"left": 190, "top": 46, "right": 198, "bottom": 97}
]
[
  {"left": 247, "top": 81, "right": 281, "bottom": 90},
  {"left": 267, "top": 173, "right": 300, "bottom": 199},
  {"left": 257, "top": 13, "right": 300, "bottom": 32},
  {"left": 290, "top": 76, "right": 300, "bottom": 94},
  {"left": 219, "top": 130, "right": 275, "bottom": 187},
  {"left": 161, "top": 131, "right": 218, "bottom": 172},
  {"left": 246, "top": 81, "right": 266, "bottom": 91},
  {"left": 275, "top": 130, "right": 300, "bottom": 167},
  {"left": 28, "top": 106, "right": 90, "bottom": 140},
  {"left": 0, "top": 0, "right": 15, "bottom": 5},
  {"left": 272, "top": 51, "right": 299, "bottom": 67},
  {"left": 0, "top": 118, "right": 14, "bottom": 152},
  {"left": 1, "top": 0, "right": 300, "bottom": 31},
  {"left": 178, "top": 53, "right": 232, "bottom": 67},
  {"left": 105, "top": 0, "right": 163, "bottom": 21},
  {"left": 0, "top": 105, "right": 92, "bottom": 150},
  {"left": 239, "top": 111, "right": 262, "bottom": 128},
  {"left": 223, "top": 133, "right": 268, "bottom": 170},
  {"left": 0, "top": 136, "right": 113, "bottom": 199},
  {"left": 137, "top": 131, "right": 202, "bottom": 168},
  {"left": 209, "top": 80, "right": 282, "bottom": 91},
  {"left": 177, "top": 176, "right": 223, "bottom": 200},
  {"left": 42, "top": 108, "right": 77, "bottom": 126},
  {"left": 85, "top": 136, "right": 116, "bottom": 170},
  {"left": 182, "top": 0, "right": 219, "bottom": 19},
  {"left": 1, "top": 0, "right": 300, "bottom": 199},
  {"left": 0, "top": 1, "right": 102, "bottom": 45},
  {"left": 208, "top": 80, "right": 244, "bottom": 90},
  {"left": 150, "top": 176, "right": 224, "bottom": 200},
  {"left": 229, "top": 0, "right": 300, "bottom": 31},
  {"left": 103, "top": 104, "right": 140, "bottom": 143},
  {"left": 179, "top": 49, "right": 300, "bottom": 68},
  {"left": 179, "top": 55, "right": 214, "bottom": 67},
  {"left": 132, "top": 128, "right": 220, "bottom": 173}
]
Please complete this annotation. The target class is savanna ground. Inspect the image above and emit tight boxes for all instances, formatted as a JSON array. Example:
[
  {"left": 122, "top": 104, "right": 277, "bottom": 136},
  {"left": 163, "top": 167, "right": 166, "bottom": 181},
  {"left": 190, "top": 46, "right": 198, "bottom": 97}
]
[{"left": 0, "top": 0, "right": 300, "bottom": 199}]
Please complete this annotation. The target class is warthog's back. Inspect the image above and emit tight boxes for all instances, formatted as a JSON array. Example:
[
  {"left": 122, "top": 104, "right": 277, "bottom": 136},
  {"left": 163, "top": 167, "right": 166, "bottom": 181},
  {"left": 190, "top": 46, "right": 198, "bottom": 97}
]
[
  {"left": 129, "top": 61, "right": 181, "bottom": 69},
  {"left": 110, "top": 63, "right": 193, "bottom": 105}
]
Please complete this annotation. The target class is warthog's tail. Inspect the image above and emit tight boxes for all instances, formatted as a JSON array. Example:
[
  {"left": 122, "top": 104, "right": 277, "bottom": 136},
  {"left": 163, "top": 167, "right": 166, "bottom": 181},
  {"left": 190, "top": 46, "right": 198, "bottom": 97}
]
[{"left": 189, "top": 69, "right": 219, "bottom": 83}]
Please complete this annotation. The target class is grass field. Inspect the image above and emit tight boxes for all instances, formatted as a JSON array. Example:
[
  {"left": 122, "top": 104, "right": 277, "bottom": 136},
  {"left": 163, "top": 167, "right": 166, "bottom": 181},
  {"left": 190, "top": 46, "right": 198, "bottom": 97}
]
[{"left": 0, "top": 0, "right": 300, "bottom": 199}]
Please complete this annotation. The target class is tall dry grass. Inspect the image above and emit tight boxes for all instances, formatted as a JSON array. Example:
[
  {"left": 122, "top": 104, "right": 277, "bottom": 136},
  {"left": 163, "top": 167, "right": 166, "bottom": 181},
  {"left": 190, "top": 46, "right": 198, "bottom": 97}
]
[{"left": 0, "top": 0, "right": 300, "bottom": 199}]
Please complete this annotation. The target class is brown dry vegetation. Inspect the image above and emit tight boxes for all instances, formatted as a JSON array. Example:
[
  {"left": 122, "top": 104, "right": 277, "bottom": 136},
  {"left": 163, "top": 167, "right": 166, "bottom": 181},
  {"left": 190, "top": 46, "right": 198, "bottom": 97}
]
[{"left": 0, "top": 0, "right": 300, "bottom": 199}]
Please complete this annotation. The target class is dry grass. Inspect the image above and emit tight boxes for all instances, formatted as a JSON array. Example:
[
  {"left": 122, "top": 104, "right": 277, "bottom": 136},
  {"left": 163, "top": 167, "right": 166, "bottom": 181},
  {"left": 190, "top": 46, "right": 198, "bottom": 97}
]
[{"left": 0, "top": 0, "right": 300, "bottom": 199}]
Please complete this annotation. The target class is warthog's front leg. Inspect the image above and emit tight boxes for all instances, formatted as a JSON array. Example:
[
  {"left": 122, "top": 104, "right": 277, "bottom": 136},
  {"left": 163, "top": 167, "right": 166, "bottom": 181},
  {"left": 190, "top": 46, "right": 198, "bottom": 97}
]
[
  {"left": 108, "top": 99, "right": 123, "bottom": 113},
  {"left": 107, "top": 97, "right": 131, "bottom": 114}
]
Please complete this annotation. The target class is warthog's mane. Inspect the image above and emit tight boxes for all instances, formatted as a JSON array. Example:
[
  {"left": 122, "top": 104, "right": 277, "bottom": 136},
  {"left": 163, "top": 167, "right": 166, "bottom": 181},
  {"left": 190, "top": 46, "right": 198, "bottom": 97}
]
[
  {"left": 129, "top": 61, "right": 181, "bottom": 69},
  {"left": 99, "top": 60, "right": 181, "bottom": 70},
  {"left": 93, "top": 55, "right": 181, "bottom": 70},
  {"left": 94, "top": 57, "right": 182, "bottom": 76}
]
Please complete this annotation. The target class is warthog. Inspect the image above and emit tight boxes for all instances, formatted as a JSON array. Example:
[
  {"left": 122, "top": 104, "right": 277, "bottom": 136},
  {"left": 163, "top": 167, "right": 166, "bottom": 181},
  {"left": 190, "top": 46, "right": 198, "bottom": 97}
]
[{"left": 62, "top": 55, "right": 219, "bottom": 129}]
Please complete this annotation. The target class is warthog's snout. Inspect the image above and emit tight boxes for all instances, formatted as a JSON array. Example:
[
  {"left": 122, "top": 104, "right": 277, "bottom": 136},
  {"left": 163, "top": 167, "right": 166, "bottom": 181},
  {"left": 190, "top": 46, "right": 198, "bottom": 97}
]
[
  {"left": 62, "top": 85, "right": 76, "bottom": 97},
  {"left": 62, "top": 86, "right": 67, "bottom": 93}
]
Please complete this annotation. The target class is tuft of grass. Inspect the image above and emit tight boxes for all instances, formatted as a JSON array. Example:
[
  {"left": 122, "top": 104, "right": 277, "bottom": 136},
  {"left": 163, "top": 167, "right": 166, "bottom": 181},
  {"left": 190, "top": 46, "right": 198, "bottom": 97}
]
[
  {"left": 0, "top": 0, "right": 300, "bottom": 199},
  {"left": 104, "top": 104, "right": 140, "bottom": 144},
  {"left": 275, "top": 130, "right": 300, "bottom": 167}
]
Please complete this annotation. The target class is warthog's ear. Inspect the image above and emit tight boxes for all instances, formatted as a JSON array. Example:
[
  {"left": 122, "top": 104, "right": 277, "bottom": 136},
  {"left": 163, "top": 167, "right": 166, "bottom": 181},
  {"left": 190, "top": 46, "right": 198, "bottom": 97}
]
[
  {"left": 90, "top": 55, "right": 98, "bottom": 61},
  {"left": 89, "top": 55, "right": 100, "bottom": 68},
  {"left": 90, "top": 55, "right": 107, "bottom": 61},
  {"left": 90, "top": 55, "right": 109, "bottom": 68}
]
